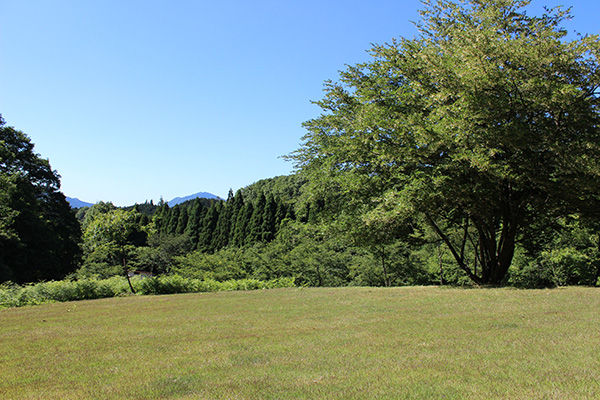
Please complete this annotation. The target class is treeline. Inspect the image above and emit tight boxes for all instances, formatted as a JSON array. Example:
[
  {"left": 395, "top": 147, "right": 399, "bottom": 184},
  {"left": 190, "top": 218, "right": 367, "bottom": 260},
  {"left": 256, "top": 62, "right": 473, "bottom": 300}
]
[
  {"left": 2, "top": 115, "right": 600, "bottom": 289},
  {"left": 5, "top": 1, "right": 600, "bottom": 290},
  {"left": 71, "top": 172, "right": 600, "bottom": 288},
  {"left": 152, "top": 190, "right": 296, "bottom": 252},
  {"left": 2, "top": 117, "right": 598, "bottom": 288},
  {"left": 73, "top": 175, "right": 328, "bottom": 282}
]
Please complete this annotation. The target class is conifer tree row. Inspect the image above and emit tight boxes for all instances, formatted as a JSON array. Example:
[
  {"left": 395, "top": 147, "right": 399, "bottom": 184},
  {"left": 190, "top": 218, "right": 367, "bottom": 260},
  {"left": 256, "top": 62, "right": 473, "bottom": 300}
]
[{"left": 152, "top": 188, "right": 294, "bottom": 253}]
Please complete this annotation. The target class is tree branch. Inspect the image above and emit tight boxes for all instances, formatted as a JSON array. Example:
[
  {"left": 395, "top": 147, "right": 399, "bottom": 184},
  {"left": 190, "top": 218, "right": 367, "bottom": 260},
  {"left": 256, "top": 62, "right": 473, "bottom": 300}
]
[{"left": 424, "top": 212, "right": 480, "bottom": 284}]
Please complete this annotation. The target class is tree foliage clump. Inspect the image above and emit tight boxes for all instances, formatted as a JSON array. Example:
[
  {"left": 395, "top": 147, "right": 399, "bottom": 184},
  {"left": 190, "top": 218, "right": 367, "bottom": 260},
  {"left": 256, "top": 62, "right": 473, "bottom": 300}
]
[
  {"left": 291, "top": 0, "right": 600, "bottom": 284},
  {"left": 76, "top": 202, "right": 150, "bottom": 278},
  {"left": 0, "top": 117, "right": 82, "bottom": 283}
]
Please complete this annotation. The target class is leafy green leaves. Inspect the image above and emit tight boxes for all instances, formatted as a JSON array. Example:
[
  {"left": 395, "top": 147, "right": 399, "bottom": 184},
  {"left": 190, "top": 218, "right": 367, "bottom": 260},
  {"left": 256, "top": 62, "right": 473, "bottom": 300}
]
[
  {"left": 292, "top": 0, "right": 600, "bottom": 284},
  {"left": 0, "top": 117, "right": 82, "bottom": 283}
]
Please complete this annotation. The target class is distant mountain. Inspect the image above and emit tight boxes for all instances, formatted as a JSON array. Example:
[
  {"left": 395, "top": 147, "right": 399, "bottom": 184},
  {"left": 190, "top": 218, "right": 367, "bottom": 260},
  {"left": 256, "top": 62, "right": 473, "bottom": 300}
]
[
  {"left": 66, "top": 192, "right": 221, "bottom": 209},
  {"left": 167, "top": 192, "right": 222, "bottom": 207},
  {"left": 66, "top": 197, "right": 94, "bottom": 209}
]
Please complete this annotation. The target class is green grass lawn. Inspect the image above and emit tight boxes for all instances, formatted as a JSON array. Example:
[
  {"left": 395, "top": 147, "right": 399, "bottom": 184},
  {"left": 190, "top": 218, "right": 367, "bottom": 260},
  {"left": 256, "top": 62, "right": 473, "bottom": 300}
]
[{"left": 1, "top": 286, "right": 599, "bottom": 399}]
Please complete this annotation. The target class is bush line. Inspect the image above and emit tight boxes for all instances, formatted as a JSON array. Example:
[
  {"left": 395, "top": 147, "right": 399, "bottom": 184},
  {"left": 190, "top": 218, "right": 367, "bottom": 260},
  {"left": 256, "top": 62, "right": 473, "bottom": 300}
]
[{"left": 0, "top": 275, "right": 296, "bottom": 309}]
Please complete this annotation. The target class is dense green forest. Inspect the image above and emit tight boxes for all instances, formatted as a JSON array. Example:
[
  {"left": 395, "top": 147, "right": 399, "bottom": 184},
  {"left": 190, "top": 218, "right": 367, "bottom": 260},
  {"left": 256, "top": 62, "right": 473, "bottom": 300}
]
[
  {"left": 0, "top": 117, "right": 81, "bottom": 283},
  {"left": 70, "top": 172, "right": 600, "bottom": 287},
  {"left": 2, "top": 154, "right": 599, "bottom": 288},
  {"left": 2, "top": 0, "right": 600, "bottom": 288}
]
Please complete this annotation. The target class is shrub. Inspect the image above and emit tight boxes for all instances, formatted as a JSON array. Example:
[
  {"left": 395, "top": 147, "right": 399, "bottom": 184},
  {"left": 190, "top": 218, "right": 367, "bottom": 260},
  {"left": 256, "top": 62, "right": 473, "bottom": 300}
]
[
  {"left": 0, "top": 275, "right": 296, "bottom": 309},
  {"left": 509, "top": 248, "right": 597, "bottom": 288}
]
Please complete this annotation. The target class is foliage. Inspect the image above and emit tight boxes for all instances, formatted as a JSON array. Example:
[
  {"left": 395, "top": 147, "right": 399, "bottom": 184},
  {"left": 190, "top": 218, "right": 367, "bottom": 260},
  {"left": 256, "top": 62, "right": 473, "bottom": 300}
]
[
  {"left": 152, "top": 183, "right": 294, "bottom": 254},
  {"left": 0, "top": 173, "right": 18, "bottom": 241},
  {"left": 135, "top": 275, "right": 295, "bottom": 295},
  {"left": 171, "top": 219, "right": 438, "bottom": 287},
  {"left": 0, "top": 276, "right": 131, "bottom": 308},
  {"left": 173, "top": 246, "right": 253, "bottom": 281},
  {"left": 290, "top": 0, "right": 600, "bottom": 284},
  {"left": 128, "top": 233, "right": 192, "bottom": 275},
  {"left": 0, "top": 276, "right": 295, "bottom": 309},
  {"left": 0, "top": 116, "right": 82, "bottom": 283},
  {"left": 241, "top": 174, "right": 306, "bottom": 204},
  {"left": 77, "top": 203, "right": 148, "bottom": 278},
  {"left": 509, "top": 216, "right": 600, "bottom": 287},
  {"left": 122, "top": 199, "right": 158, "bottom": 216},
  {"left": 82, "top": 204, "right": 144, "bottom": 252}
]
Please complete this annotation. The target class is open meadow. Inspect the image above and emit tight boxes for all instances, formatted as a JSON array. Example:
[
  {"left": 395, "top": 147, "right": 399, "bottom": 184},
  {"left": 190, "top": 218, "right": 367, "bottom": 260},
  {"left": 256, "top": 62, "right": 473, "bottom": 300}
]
[{"left": 1, "top": 286, "right": 600, "bottom": 399}]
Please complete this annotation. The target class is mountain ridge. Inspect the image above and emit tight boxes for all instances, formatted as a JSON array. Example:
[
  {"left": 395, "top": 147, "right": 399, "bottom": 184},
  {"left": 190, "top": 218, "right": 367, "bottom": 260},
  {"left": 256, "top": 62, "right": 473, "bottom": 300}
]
[
  {"left": 66, "top": 192, "right": 222, "bottom": 209},
  {"left": 66, "top": 197, "right": 94, "bottom": 209}
]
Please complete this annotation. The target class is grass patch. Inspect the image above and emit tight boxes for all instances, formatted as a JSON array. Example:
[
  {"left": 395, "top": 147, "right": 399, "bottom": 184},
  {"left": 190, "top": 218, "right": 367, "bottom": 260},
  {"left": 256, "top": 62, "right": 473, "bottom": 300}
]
[{"left": 1, "top": 286, "right": 600, "bottom": 399}]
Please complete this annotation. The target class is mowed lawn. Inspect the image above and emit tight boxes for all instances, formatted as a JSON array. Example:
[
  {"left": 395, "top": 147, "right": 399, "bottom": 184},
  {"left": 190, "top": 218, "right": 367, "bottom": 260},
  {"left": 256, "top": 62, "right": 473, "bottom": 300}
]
[{"left": 1, "top": 286, "right": 599, "bottom": 399}]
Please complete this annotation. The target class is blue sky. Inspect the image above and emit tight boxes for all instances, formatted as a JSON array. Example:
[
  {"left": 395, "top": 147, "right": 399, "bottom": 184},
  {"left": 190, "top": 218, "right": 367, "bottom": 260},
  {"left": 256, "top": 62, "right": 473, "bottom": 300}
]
[{"left": 1, "top": 0, "right": 599, "bottom": 206}]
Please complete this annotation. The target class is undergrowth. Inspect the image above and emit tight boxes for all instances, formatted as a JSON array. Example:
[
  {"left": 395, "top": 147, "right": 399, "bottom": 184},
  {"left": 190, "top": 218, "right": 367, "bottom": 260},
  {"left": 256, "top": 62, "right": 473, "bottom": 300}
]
[{"left": 0, "top": 275, "right": 295, "bottom": 309}]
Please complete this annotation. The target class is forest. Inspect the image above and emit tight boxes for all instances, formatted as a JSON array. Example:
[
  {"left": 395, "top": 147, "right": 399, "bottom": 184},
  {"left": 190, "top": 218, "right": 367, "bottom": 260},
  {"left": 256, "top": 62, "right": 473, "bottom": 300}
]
[
  {"left": 1, "top": 131, "right": 598, "bottom": 290},
  {"left": 2, "top": 0, "right": 600, "bottom": 290}
]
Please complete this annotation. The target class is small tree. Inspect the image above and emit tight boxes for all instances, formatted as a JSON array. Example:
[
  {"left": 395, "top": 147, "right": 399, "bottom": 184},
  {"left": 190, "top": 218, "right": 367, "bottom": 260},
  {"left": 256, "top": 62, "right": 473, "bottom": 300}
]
[{"left": 80, "top": 205, "right": 146, "bottom": 285}]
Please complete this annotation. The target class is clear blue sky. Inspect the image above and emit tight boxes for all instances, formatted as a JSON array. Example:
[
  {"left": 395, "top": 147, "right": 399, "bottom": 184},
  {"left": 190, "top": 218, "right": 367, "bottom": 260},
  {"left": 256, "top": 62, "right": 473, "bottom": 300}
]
[{"left": 1, "top": 0, "right": 598, "bottom": 206}]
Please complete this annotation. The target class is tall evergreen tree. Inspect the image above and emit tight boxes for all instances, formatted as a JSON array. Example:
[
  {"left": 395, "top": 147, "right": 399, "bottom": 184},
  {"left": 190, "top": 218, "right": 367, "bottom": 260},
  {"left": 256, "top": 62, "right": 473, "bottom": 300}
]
[
  {"left": 197, "top": 202, "right": 220, "bottom": 252},
  {"left": 275, "top": 201, "right": 288, "bottom": 227},
  {"left": 166, "top": 206, "right": 180, "bottom": 235},
  {"left": 228, "top": 189, "right": 245, "bottom": 244},
  {"left": 211, "top": 192, "right": 235, "bottom": 250},
  {"left": 139, "top": 213, "right": 150, "bottom": 227},
  {"left": 175, "top": 207, "right": 189, "bottom": 235},
  {"left": 261, "top": 194, "right": 278, "bottom": 242},
  {"left": 232, "top": 202, "right": 253, "bottom": 247},
  {"left": 185, "top": 199, "right": 204, "bottom": 246},
  {"left": 247, "top": 192, "right": 266, "bottom": 243},
  {"left": 153, "top": 203, "right": 170, "bottom": 234}
]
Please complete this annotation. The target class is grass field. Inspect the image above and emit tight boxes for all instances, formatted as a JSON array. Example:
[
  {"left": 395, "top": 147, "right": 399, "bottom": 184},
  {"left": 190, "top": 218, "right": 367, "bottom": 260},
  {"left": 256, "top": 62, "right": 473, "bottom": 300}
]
[{"left": 1, "top": 286, "right": 599, "bottom": 399}]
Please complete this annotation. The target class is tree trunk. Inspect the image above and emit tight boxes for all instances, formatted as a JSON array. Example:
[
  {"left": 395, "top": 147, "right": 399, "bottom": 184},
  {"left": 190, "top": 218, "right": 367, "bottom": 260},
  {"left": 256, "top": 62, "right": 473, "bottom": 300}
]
[
  {"left": 438, "top": 243, "right": 444, "bottom": 285},
  {"left": 426, "top": 207, "right": 518, "bottom": 286},
  {"left": 425, "top": 213, "right": 482, "bottom": 284},
  {"left": 595, "top": 233, "right": 600, "bottom": 287},
  {"left": 124, "top": 257, "right": 136, "bottom": 294},
  {"left": 474, "top": 214, "right": 517, "bottom": 285},
  {"left": 381, "top": 250, "right": 390, "bottom": 287}
]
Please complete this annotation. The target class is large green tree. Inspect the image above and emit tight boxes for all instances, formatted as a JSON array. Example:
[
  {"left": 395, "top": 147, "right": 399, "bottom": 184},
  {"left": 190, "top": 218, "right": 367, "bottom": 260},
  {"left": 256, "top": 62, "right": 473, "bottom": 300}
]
[
  {"left": 292, "top": 0, "right": 600, "bottom": 284},
  {"left": 0, "top": 117, "right": 82, "bottom": 282}
]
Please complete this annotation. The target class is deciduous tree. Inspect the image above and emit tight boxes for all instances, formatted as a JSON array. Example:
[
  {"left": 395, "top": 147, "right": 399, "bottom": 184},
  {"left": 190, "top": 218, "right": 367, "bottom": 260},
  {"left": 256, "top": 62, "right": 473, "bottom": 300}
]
[
  {"left": 292, "top": 0, "right": 600, "bottom": 284},
  {"left": 0, "top": 117, "right": 81, "bottom": 282}
]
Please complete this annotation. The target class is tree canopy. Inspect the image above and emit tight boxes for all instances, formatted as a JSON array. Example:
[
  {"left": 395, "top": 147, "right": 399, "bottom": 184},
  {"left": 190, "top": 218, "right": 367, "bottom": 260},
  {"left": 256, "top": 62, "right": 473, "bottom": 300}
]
[
  {"left": 291, "top": 0, "right": 600, "bottom": 284},
  {"left": 0, "top": 116, "right": 82, "bottom": 282}
]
